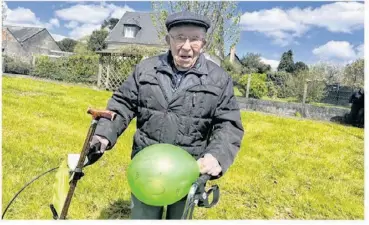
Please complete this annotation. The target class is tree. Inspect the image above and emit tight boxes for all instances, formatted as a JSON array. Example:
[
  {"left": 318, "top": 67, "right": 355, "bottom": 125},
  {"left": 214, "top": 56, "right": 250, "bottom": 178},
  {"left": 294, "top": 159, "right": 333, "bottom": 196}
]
[
  {"left": 277, "top": 50, "right": 295, "bottom": 73},
  {"left": 240, "top": 52, "right": 271, "bottom": 74},
  {"left": 87, "top": 29, "right": 109, "bottom": 52},
  {"left": 294, "top": 61, "right": 308, "bottom": 74},
  {"left": 101, "top": 18, "right": 119, "bottom": 30},
  {"left": 57, "top": 38, "right": 78, "bottom": 52},
  {"left": 343, "top": 59, "right": 364, "bottom": 88},
  {"left": 150, "top": 1, "right": 241, "bottom": 59}
]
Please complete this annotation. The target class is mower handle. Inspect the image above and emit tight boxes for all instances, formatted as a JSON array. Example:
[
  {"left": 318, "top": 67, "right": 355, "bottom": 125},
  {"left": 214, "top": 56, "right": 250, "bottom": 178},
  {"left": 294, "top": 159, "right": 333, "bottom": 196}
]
[
  {"left": 196, "top": 174, "right": 211, "bottom": 186},
  {"left": 87, "top": 107, "right": 116, "bottom": 121}
]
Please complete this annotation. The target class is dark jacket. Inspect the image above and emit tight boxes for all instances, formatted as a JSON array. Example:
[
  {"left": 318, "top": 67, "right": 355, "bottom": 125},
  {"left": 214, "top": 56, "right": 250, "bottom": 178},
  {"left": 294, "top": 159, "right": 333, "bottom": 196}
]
[{"left": 94, "top": 51, "right": 244, "bottom": 176}]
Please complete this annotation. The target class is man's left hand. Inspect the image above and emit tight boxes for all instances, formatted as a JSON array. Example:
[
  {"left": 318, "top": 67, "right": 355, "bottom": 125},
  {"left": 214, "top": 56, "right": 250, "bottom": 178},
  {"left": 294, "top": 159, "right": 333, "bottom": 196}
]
[{"left": 197, "top": 153, "right": 222, "bottom": 176}]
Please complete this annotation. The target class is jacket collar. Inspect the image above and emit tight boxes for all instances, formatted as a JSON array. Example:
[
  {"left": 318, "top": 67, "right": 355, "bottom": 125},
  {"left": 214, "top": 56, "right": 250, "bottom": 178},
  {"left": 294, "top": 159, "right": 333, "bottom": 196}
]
[{"left": 155, "top": 50, "right": 208, "bottom": 76}]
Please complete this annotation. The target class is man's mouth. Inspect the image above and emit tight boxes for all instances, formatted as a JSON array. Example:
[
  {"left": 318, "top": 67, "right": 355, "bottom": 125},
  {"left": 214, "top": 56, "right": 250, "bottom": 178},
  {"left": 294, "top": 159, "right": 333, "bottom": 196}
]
[{"left": 180, "top": 56, "right": 192, "bottom": 60}]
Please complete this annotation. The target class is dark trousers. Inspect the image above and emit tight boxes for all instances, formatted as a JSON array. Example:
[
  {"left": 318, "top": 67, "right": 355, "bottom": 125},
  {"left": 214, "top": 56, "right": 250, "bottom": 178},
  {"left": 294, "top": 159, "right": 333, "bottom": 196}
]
[{"left": 130, "top": 194, "right": 187, "bottom": 219}]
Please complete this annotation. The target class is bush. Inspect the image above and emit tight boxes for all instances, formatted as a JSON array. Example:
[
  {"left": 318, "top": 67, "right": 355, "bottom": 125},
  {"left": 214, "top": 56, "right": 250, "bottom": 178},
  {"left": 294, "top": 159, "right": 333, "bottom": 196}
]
[
  {"left": 267, "top": 71, "right": 291, "bottom": 98},
  {"left": 266, "top": 81, "right": 278, "bottom": 98},
  {"left": 285, "top": 67, "right": 327, "bottom": 103},
  {"left": 32, "top": 54, "right": 99, "bottom": 83},
  {"left": 3, "top": 55, "right": 32, "bottom": 75},
  {"left": 239, "top": 73, "right": 268, "bottom": 99}
]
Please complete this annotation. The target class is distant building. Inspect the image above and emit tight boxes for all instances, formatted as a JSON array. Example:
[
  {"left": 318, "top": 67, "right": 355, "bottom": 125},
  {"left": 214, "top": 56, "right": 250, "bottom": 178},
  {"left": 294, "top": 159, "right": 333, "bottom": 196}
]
[{"left": 2, "top": 25, "right": 66, "bottom": 62}]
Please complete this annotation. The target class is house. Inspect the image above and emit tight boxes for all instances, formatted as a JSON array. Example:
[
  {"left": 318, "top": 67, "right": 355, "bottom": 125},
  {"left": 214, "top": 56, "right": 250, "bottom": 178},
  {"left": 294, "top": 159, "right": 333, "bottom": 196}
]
[
  {"left": 104, "top": 11, "right": 221, "bottom": 66},
  {"left": 2, "top": 25, "right": 62, "bottom": 63},
  {"left": 105, "top": 11, "right": 166, "bottom": 50}
]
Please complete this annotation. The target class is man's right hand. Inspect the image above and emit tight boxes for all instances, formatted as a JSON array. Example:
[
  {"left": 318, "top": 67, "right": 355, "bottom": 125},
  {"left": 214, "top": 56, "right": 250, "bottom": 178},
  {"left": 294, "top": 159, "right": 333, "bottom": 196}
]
[{"left": 85, "top": 135, "right": 110, "bottom": 166}]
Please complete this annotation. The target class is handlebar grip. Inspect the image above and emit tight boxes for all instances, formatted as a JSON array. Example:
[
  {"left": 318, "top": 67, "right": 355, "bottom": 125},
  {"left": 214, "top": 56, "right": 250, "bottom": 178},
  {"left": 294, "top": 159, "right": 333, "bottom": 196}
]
[
  {"left": 197, "top": 174, "right": 211, "bottom": 186},
  {"left": 87, "top": 107, "right": 116, "bottom": 121}
]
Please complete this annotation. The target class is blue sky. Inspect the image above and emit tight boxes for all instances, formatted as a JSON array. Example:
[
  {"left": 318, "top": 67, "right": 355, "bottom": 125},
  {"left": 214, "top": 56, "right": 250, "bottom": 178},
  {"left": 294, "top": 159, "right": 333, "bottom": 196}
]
[{"left": 3, "top": 1, "right": 364, "bottom": 69}]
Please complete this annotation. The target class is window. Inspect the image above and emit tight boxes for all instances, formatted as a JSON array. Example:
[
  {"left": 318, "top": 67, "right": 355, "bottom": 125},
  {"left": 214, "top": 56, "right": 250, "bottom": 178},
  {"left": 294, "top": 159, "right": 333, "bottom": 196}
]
[{"left": 124, "top": 25, "right": 137, "bottom": 38}]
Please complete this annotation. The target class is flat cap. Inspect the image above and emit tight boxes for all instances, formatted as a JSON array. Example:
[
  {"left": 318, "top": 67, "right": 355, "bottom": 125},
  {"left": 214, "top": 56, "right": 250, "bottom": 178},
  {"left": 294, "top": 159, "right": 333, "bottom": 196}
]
[{"left": 165, "top": 11, "right": 211, "bottom": 31}]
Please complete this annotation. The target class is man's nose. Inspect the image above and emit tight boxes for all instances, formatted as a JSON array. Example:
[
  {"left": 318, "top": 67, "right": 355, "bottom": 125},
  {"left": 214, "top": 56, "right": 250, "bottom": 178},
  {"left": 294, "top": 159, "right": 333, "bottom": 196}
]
[{"left": 181, "top": 39, "right": 191, "bottom": 50}]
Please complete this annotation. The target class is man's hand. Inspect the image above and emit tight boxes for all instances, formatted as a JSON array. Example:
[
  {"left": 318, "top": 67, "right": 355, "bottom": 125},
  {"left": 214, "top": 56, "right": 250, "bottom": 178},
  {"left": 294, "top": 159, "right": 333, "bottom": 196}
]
[
  {"left": 85, "top": 135, "right": 109, "bottom": 166},
  {"left": 197, "top": 153, "right": 222, "bottom": 176}
]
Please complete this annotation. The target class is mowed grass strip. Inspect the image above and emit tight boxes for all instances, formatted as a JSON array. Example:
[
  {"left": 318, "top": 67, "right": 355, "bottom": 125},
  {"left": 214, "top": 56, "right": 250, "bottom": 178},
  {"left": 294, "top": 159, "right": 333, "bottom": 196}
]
[{"left": 2, "top": 76, "right": 364, "bottom": 219}]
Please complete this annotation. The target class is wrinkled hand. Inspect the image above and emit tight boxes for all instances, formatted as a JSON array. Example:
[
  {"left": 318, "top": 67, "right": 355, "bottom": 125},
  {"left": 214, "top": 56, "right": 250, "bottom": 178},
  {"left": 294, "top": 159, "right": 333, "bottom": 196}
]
[
  {"left": 90, "top": 135, "right": 109, "bottom": 154},
  {"left": 197, "top": 153, "right": 222, "bottom": 176},
  {"left": 85, "top": 135, "right": 109, "bottom": 166}
]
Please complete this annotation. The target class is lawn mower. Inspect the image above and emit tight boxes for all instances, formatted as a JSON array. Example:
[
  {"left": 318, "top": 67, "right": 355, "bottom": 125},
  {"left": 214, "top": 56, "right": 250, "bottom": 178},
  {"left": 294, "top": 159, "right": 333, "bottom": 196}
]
[{"left": 2, "top": 108, "right": 220, "bottom": 220}]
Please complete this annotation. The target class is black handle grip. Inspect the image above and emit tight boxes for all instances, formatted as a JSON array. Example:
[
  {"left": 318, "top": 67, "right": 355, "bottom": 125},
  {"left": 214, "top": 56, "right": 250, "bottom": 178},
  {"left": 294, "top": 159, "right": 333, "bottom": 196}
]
[{"left": 197, "top": 174, "right": 211, "bottom": 186}]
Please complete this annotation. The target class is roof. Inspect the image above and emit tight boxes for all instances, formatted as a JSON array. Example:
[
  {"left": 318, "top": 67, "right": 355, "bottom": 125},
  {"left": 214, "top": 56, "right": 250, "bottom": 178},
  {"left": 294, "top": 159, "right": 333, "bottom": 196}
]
[
  {"left": 105, "top": 11, "right": 166, "bottom": 46},
  {"left": 5, "top": 25, "right": 45, "bottom": 43}
]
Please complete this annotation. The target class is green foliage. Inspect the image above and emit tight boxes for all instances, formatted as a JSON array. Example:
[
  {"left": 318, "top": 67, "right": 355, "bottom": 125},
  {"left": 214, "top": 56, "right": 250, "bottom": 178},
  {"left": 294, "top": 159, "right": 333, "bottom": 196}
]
[
  {"left": 343, "top": 59, "right": 364, "bottom": 88},
  {"left": 74, "top": 41, "right": 94, "bottom": 54},
  {"left": 88, "top": 29, "right": 109, "bottom": 52},
  {"left": 285, "top": 66, "right": 327, "bottom": 103},
  {"left": 3, "top": 55, "right": 32, "bottom": 75},
  {"left": 31, "top": 55, "right": 65, "bottom": 80},
  {"left": 116, "top": 44, "right": 166, "bottom": 57},
  {"left": 294, "top": 61, "right": 309, "bottom": 74},
  {"left": 295, "top": 111, "right": 302, "bottom": 117},
  {"left": 221, "top": 59, "right": 242, "bottom": 83},
  {"left": 277, "top": 50, "right": 295, "bottom": 73},
  {"left": 240, "top": 52, "right": 271, "bottom": 74},
  {"left": 2, "top": 76, "right": 364, "bottom": 219},
  {"left": 239, "top": 73, "right": 268, "bottom": 99},
  {"left": 101, "top": 18, "right": 119, "bottom": 30},
  {"left": 267, "top": 71, "right": 291, "bottom": 98},
  {"left": 57, "top": 38, "right": 78, "bottom": 52},
  {"left": 266, "top": 81, "right": 278, "bottom": 98},
  {"left": 32, "top": 54, "right": 98, "bottom": 83},
  {"left": 51, "top": 159, "right": 70, "bottom": 217}
]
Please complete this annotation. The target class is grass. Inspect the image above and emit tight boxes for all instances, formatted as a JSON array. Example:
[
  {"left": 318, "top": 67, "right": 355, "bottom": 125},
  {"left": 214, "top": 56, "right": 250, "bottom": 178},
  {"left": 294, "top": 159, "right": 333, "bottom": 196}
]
[{"left": 2, "top": 76, "right": 364, "bottom": 220}]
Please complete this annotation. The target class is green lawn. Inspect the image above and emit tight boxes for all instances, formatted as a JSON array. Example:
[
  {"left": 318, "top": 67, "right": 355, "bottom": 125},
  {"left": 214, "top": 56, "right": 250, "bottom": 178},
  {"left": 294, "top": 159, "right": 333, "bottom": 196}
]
[{"left": 2, "top": 76, "right": 364, "bottom": 220}]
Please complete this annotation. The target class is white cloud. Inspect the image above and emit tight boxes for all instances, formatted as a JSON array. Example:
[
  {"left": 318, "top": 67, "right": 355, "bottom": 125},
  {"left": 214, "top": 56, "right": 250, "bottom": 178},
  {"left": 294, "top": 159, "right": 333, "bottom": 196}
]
[
  {"left": 260, "top": 57, "right": 279, "bottom": 71},
  {"left": 240, "top": 2, "right": 364, "bottom": 46},
  {"left": 312, "top": 41, "right": 362, "bottom": 62},
  {"left": 51, "top": 33, "right": 68, "bottom": 41},
  {"left": 106, "top": 4, "right": 135, "bottom": 19},
  {"left": 49, "top": 18, "right": 60, "bottom": 28},
  {"left": 55, "top": 3, "right": 134, "bottom": 24},
  {"left": 65, "top": 21, "right": 79, "bottom": 29},
  {"left": 68, "top": 23, "right": 101, "bottom": 40},
  {"left": 4, "top": 5, "right": 59, "bottom": 30},
  {"left": 356, "top": 44, "right": 364, "bottom": 58},
  {"left": 55, "top": 3, "right": 135, "bottom": 39},
  {"left": 5, "top": 7, "right": 38, "bottom": 24}
]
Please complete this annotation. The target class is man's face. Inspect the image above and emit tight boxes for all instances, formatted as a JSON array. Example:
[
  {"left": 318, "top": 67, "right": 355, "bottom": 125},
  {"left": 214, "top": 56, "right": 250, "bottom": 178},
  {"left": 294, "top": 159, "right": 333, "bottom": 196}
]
[{"left": 166, "top": 25, "right": 206, "bottom": 71}]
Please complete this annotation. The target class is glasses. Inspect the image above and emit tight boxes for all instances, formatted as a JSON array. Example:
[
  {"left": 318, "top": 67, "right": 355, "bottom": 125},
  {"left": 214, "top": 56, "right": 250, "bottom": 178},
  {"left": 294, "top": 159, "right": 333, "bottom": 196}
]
[{"left": 169, "top": 34, "right": 204, "bottom": 47}]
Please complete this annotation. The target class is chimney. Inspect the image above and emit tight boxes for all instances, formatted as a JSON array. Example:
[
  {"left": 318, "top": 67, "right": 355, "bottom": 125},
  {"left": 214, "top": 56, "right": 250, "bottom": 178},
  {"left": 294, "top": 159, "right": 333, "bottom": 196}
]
[{"left": 230, "top": 46, "right": 236, "bottom": 64}]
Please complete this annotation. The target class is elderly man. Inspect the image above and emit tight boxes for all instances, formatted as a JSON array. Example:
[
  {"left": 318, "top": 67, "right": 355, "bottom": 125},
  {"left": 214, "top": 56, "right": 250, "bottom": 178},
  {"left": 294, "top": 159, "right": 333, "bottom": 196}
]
[{"left": 87, "top": 11, "right": 244, "bottom": 219}]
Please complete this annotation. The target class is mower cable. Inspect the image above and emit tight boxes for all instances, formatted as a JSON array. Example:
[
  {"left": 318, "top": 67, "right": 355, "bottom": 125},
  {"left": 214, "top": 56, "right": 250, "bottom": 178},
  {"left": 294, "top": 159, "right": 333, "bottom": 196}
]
[{"left": 2, "top": 166, "right": 59, "bottom": 219}]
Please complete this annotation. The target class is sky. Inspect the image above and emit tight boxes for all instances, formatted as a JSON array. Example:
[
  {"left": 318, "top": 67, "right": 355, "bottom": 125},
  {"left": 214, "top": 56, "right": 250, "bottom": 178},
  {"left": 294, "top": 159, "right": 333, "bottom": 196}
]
[{"left": 3, "top": 1, "right": 365, "bottom": 70}]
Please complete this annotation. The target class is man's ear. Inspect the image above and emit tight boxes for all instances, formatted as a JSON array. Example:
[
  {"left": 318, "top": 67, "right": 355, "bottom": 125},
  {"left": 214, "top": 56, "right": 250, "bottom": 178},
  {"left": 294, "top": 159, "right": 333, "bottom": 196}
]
[{"left": 165, "top": 35, "right": 170, "bottom": 45}]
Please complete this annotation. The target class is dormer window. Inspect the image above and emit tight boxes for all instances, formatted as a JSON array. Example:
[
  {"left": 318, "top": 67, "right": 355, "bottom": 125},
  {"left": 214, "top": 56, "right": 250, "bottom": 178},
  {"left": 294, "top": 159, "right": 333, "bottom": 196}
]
[{"left": 123, "top": 24, "right": 139, "bottom": 38}]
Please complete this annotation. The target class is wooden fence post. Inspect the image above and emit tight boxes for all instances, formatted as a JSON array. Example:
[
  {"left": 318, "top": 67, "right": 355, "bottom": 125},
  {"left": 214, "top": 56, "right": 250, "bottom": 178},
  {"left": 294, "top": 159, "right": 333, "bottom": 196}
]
[
  {"left": 302, "top": 79, "right": 309, "bottom": 104},
  {"left": 97, "top": 57, "right": 102, "bottom": 88},
  {"left": 246, "top": 74, "right": 252, "bottom": 99},
  {"left": 105, "top": 56, "right": 111, "bottom": 90}
]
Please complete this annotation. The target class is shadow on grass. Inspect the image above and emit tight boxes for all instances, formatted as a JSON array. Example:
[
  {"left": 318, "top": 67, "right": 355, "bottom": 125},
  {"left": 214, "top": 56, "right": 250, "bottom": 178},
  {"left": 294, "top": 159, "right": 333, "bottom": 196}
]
[{"left": 98, "top": 199, "right": 131, "bottom": 219}]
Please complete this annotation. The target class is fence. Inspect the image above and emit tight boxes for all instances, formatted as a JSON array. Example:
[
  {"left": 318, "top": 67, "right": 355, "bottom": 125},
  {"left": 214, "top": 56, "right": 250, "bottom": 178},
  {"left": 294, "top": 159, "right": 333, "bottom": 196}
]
[{"left": 240, "top": 73, "right": 357, "bottom": 108}]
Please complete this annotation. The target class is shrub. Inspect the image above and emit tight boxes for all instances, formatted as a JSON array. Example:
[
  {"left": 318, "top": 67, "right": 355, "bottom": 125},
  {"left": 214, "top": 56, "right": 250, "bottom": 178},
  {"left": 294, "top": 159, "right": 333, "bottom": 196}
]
[
  {"left": 285, "top": 67, "right": 327, "bottom": 103},
  {"left": 267, "top": 71, "right": 291, "bottom": 98},
  {"left": 3, "top": 55, "right": 32, "bottom": 75},
  {"left": 239, "top": 73, "right": 268, "bottom": 99},
  {"left": 32, "top": 54, "right": 99, "bottom": 83}
]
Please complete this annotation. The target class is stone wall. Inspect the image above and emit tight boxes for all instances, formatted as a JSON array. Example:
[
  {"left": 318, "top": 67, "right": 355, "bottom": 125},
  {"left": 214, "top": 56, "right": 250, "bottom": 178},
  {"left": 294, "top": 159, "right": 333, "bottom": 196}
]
[{"left": 237, "top": 97, "right": 350, "bottom": 122}]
